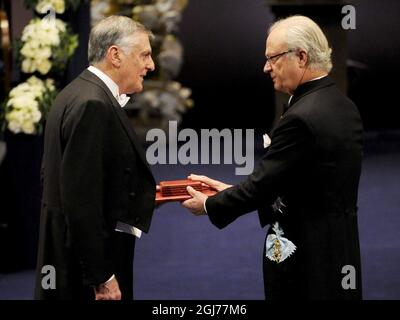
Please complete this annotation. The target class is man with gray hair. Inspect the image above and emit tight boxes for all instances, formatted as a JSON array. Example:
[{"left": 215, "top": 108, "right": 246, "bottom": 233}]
[
  {"left": 35, "top": 16, "right": 156, "bottom": 300},
  {"left": 183, "top": 15, "right": 363, "bottom": 300}
]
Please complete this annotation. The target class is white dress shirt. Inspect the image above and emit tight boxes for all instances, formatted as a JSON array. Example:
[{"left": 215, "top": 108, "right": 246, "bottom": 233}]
[
  {"left": 88, "top": 66, "right": 130, "bottom": 107},
  {"left": 87, "top": 66, "right": 142, "bottom": 239}
]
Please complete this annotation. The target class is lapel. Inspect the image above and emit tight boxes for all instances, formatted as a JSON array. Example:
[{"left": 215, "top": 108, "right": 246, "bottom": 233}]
[{"left": 79, "top": 69, "right": 153, "bottom": 174}]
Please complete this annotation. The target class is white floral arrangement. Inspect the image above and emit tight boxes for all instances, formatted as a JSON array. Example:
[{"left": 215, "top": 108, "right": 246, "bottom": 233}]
[
  {"left": 132, "top": 0, "right": 187, "bottom": 34},
  {"left": 0, "top": 0, "right": 80, "bottom": 137},
  {"left": 35, "top": 0, "right": 66, "bottom": 14},
  {"left": 3, "top": 76, "right": 57, "bottom": 135},
  {"left": 130, "top": 80, "right": 193, "bottom": 123},
  {"left": 130, "top": 0, "right": 193, "bottom": 129},
  {"left": 19, "top": 18, "right": 78, "bottom": 75}
]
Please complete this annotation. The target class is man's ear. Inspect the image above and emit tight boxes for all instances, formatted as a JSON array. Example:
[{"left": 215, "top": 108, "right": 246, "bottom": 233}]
[
  {"left": 298, "top": 50, "right": 308, "bottom": 68},
  {"left": 108, "top": 45, "right": 121, "bottom": 68}
]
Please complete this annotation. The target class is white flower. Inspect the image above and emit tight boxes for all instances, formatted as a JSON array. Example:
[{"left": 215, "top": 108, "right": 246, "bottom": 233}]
[
  {"left": 32, "top": 109, "right": 42, "bottom": 123},
  {"left": 5, "top": 76, "right": 55, "bottom": 134},
  {"left": 36, "top": 1, "right": 52, "bottom": 14},
  {"left": 22, "top": 120, "right": 36, "bottom": 134},
  {"left": 53, "top": 0, "right": 66, "bottom": 14},
  {"left": 9, "top": 83, "right": 30, "bottom": 98},
  {"left": 36, "top": 47, "right": 52, "bottom": 60},
  {"left": 143, "top": 91, "right": 160, "bottom": 108},
  {"left": 45, "top": 79, "right": 55, "bottom": 91},
  {"left": 6, "top": 110, "right": 25, "bottom": 126},
  {"left": 55, "top": 19, "right": 66, "bottom": 32},
  {"left": 22, "top": 59, "right": 36, "bottom": 73},
  {"left": 29, "top": 86, "right": 45, "bottom": 99},
  {"left": 27, "top": 76, "right": 40, "bottom": 85},
  {"left": 10, "top": 95, "right": 38, "bottom": 110},
  {"left": 8, "top": 121, "right": 22, "bottom": 134},
  {"left": 179, "top": 88, "right": 191, "bottom": 99},
  {"left": 169, "top": 81, "right": 181, "bottom": 91},
  {"left": 36, "top": 59, "right": 52, "bottom": 75},
  {"left": 161, "top": 11, "right": 181, "bottom": 33},
  {"left": 133, "top": 5, "right": 160, "bottom": 30},
  {"left": 20, "top": 18, "right": 70, "bottom": 74},
  {"left": 21, "top": 25, "right": 35, "bottom": 42},
  {"left": 35, "top": 24, "right": 60, "bottom": 46},
  {"left": 20, "top": 43, "right": 37, "bottom": 58},
  {"left": 158, "top": 36, "right": 183, "bottom": 76},
  {"left": 36, "top": 0, "right": 65, "bottom": 15}
]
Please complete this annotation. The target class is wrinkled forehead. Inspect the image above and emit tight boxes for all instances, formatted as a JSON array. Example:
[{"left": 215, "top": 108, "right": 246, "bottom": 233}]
[{"left": 265, "top": 27, "right": 288, "bottom": 55}]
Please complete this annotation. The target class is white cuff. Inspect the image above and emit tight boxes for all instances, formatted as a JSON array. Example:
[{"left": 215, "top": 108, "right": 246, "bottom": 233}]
[
  {"left": 203, "top": 198, "right": 208, "bottom": 214},
  {"left": 105, "top": 274, "right": 115, "bottom": 284}
]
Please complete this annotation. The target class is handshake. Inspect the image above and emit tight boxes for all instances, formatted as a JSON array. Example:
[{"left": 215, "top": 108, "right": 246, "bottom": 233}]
[{"left": 156, "top": 174, "right": 232, "bottom": 215}]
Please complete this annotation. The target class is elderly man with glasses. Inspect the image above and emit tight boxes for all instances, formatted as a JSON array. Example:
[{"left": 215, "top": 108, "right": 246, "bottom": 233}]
[{"left": 183, "top": 15, "right": 363, "bottom": 300}]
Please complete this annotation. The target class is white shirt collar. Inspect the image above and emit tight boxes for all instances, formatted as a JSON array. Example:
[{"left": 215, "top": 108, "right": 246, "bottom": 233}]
[
  {"left": 309, "top": 74, "right": 328, "bottom": 82},
  {"left": 87, "top": 66, "right": 130, "bottom": 107}
]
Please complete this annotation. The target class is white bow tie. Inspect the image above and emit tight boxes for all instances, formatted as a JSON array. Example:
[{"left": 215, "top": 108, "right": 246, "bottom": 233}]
[{"left": 117, "top": 94, "right": 130, "bottom": 107}]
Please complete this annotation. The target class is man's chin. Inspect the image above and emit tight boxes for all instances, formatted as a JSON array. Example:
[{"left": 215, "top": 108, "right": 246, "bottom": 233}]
[
  {"left": 134, "top": 84, "right": 143, "bottom": 93},
  {"left": 126, "top": 86, "right": 143, "bottom": 94},
  {"left": 274, "top": 83, "right": 288, "bottom": 94}
]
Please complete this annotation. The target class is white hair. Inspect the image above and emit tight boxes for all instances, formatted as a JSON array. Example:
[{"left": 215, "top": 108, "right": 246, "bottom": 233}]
[
  {"left": 88, "top": 15, "right": 153, "bottom": 64},
  {"left": 269, "top": 15, "right": 332, "bottom": 72}
]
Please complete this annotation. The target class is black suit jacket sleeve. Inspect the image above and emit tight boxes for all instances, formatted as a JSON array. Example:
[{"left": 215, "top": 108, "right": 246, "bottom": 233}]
[
  {"left": 60, "top": 99, "right": 113, "bottom": 286},
  {"left": 206, "top": 114, "right": 315, "bottom": 229}
]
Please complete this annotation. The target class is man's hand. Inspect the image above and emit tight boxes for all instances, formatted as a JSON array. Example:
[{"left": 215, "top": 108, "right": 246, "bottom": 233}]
[
  {"left": 188, "top": 174, "right": 232, "bottom": 192},
  {"left": 94, "top": 276, "right": 121, "bottom": 300},
  {"left": 182, "top": 186, "right": 208, "bottom": 215},
  {"left": 182, "top": 174, "right": 232, "bottom": 215},
  {"left": 155, "top": 185, "right": 165, "bottom": 209}
]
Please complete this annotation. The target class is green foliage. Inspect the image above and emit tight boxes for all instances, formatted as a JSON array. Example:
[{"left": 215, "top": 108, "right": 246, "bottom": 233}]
[{"left": 51, "top": 30, "right": 79, "bottom": 74}]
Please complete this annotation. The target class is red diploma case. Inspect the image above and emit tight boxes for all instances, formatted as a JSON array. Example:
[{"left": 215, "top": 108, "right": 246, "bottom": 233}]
[{"left": 155, "top": 179, "right": 217, "bottom": 204}]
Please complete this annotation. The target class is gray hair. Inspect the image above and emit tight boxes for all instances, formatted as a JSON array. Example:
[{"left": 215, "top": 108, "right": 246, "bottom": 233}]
[
  {"left": 269, "top": 15, "right": 332, "bottom": 72},
  {"left": 88, "top": 15, "right": 153, "bottom": 64}
]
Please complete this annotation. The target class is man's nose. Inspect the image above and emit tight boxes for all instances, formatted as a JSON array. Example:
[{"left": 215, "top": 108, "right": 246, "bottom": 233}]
[
  {"left": 148, "top": 56, "right": 155, "bottom": 71},
  {"left": 263, "top": 61, "right": 272, "bottom": 74}
]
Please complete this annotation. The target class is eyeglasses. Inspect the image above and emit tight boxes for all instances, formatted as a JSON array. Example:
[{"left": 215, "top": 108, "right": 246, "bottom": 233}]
[{"left": 265, "top": 50, "right": 293, "bottom": 65}]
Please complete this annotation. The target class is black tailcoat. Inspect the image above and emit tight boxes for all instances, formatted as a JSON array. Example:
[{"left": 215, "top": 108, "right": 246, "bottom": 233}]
[
  {"left": 206, "top": 77, "right": 363, "bottom": 300},
  {"left": 35, "top": 70, "right": 156, "bottom": 299}
]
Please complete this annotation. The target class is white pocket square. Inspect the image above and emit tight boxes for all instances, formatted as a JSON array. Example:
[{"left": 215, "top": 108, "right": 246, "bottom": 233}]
[{"left": 263, "top": 133, "right": 271, "bottom": 148}]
